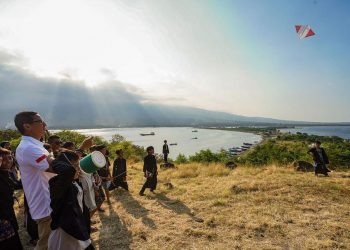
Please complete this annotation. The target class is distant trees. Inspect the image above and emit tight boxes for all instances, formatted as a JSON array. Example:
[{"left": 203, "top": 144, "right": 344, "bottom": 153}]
[
  {"left": 1, "top": 129, "right": 349, "bottom": 168},
  {"left": 238, "top": 134, "right": 350, "bottom": 168}
]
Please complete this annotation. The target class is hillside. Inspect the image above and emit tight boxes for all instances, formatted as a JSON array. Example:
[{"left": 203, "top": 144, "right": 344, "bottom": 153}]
[{"left": 16, "top": 163, "right": 350, "bottom": 249}]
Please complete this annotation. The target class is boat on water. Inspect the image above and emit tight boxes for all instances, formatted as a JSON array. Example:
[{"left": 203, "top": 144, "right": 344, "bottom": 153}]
[
  {"left": 192, "top": 137, "right": 198, "bottom": 140},
  {"left": 170, "top": 143, "right": 178, "bottom": 146},
  {"left": 140, "top": 132, "right": 155, "bottom": 136},
  {"left": 192, "top": 130, "right": 198, "bottom": 132},
  {"left": 228, "top": 147, "right": 242, "bottom": 152},
  {"left": 228, "top": 152, "right": 238, "bottom": 156}
]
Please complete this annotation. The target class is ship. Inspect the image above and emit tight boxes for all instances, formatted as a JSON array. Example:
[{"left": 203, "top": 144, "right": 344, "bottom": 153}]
[{"left": 140, "top": 132, "right": 155, "bottom": 136}]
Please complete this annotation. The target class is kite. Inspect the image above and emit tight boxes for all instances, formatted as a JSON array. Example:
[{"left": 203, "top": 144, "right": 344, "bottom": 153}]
[{"left": 295, "top": 25, "right": 315, "bottom": 39}]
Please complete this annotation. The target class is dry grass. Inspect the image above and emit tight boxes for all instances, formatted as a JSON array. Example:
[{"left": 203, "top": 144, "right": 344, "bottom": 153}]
[{"left": 16, "top": 163, "right": 350, "bottom": 249}]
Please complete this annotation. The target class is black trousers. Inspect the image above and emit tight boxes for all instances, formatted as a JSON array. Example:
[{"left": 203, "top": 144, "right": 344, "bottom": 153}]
[
  {"left": 315, "top": 163, "right": 330, "bottom": 175},
  {"left": 140, "top": 175, "right": 157, "bottom": 193},
  {"left": 113, "top": 178, "right": 129, "bottom": 191},
  {"left": 163, "top": 153, "right": 168, "bottom": 162}
]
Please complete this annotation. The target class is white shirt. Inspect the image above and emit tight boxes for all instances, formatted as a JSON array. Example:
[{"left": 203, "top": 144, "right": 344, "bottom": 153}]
[
  {"left": 79, "top": 170, "right": 96, "bottom": 212},
  {"left": 72, "top": 181, "right": 84, "bottom": 212},
  {"left": 16, "top": 136, "right": 52, "bottom": 220}
]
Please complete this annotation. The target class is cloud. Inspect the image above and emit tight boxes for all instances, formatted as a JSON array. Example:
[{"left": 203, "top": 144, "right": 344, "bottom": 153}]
[
  {"left": 0, "top": 49, "right": 26, "bottom": 66},
  {"left": 0, "top": 49, "right": 308, "bottom": 128},
  {"left": 0, "top": 49, "right": 155, "bottom": 128}
]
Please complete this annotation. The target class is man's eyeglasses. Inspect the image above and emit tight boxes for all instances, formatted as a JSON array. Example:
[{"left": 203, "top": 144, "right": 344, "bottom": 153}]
[
  {"left": 32, "top": 120, "right": 44, "bottom": 124},
  {"left": 32, "top": 120, "right": 47, "bottom": 128}
]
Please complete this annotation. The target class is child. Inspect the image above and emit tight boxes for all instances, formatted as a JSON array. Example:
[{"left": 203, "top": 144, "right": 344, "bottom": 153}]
[
  {"left": 139, "top": 146, "right": 158, "bottom": 196},
  {"left": 111, "top": 149, "right": 128, "bottom": 191}
]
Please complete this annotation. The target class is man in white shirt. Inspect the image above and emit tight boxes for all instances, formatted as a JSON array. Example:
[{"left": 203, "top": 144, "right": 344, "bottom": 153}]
[{"left": 15, "top": 111, "right": 54, "bottom": 250}]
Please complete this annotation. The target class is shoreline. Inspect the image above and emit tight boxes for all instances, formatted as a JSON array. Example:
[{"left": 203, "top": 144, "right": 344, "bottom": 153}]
[{"left": 34, "top": 122, "right": 350, "bottom": 131}]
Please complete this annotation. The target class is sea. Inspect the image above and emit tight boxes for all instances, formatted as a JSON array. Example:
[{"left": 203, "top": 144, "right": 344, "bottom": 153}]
[
  {"left": 71, "top": 127, "right": 262, "bottom": 158},
  {"left": 280, "top": 126, "right": 350, "bottom": 139}
]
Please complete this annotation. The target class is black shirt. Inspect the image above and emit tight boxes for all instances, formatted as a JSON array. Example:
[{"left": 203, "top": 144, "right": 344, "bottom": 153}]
[
  {"left": 113, "top": 158, "right": 127, "bottom": 178},
  {"left": 49, "top": 160, "right": 90, "bottom": 241},
  {"left": 163, "top": 144, "right": 169, "bottom": 154},
  {"left": 308, "top": 147, "right": 329, "bottom": 164},
  {"left": 143, "top": 155, "right": 157, "bottom": 174}
]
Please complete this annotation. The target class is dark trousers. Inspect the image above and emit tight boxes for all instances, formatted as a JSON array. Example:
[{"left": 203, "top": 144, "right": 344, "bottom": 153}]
[
  {"left": 140, "top": 175, "right": 157, "bottom": 194},
  {"left": 24, "top": 196, "right": 38, "bottom": 241},
  {"left": 0, "top": 231, "right": 23, "bottom": 250},
  {"left": 113, "top": 178, "right": 129, "bottom": 191},
  {"left": 163, "top": 153, "right": 168, "bottom": 162},
  {"left": 315, "top": 163, "right": 330, "bottom": 175},
  {"left": 25, "top": 212, "right": 38, "bottom": 241}
]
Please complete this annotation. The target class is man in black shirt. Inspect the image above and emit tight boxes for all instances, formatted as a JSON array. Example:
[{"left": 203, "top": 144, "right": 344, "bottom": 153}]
[
  {"left": 307, "top": 140, "right": 331, "bottom": 176},
  {"left": 162, "top": 140, "right": 169, "bottom": 163},
  {"left": 111, "top": 149, "right": 128, "bottom": 191},
  {"left": 139, "top": 146, "right": 158, "bottom": 196}
]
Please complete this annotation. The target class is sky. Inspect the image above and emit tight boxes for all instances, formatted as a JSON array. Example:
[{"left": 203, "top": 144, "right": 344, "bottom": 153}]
[{"left": 0, "top": 0, "right": 349, "bottom": 122}]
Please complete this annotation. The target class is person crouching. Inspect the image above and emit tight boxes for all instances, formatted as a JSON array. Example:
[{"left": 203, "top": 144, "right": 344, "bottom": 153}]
[
  {"left": 48, "top": 151, "right": 94, "bottom": 250},
  {"left": 139, "top": 146, "right": 158, "bottom": 196}
]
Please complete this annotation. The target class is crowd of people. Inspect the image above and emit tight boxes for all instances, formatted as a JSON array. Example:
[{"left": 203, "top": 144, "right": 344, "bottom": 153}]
[
  {"left": 0, "top": 111, "right": 331, "bottom": 250},
  {"left": 0, "top": 111, "right": 158, "bottom": 250}
]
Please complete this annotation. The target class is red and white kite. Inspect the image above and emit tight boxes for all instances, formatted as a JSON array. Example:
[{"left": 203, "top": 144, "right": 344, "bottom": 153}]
[{"left": 295, "top": 25, "right": 315, "bottom": 39}]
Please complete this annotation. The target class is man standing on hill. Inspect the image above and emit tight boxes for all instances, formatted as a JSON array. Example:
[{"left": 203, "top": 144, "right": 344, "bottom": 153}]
[
  {"left": 162, "top": 140, "right": 169, "bottom": 163},
  {"left": 139, "top": 146, "right": 158, "bottom": 196},
  {"left": 308, "top": 140, "right": 331, "bottom": 176},
  {"left": 15, "top": 111, "right": 54, "bottom": 250}
]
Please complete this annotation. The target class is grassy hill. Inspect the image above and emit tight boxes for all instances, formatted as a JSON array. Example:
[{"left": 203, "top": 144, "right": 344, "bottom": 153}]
[{"left": 15, "top": 163, "right": 350, "bottom": 249}]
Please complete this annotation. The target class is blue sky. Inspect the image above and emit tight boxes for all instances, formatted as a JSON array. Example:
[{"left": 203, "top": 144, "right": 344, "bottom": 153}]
[
  {"left": 207, "top": 0, "right": 350, "bottom": 120},
  {"left": 0, "top": 0, "right": 349, "bottom": 122}
]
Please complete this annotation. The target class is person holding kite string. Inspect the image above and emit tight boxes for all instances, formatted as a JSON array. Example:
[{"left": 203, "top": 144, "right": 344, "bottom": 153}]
[
  {"left": 139, "top": 146, "right": 158, "bottom": 196},
  {"left": 111, "top": 149, "right": 129, "bottom": 191}
]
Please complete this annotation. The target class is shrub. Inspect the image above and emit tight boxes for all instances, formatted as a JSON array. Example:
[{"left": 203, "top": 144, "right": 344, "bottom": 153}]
[
  {"left": 238, "top": 134, "right": 350, "bottom": 168},
  {"left": 188, "top": 149, "right": 232, "bottom": 163},
  {"left": 0, "top": 129, "right": 21, "bottom": 142},
  {"left": 0, "top": 129, "right": 21, "bottom": 149},
  {"left": 175, "top": 154, "right": 188, "bottom": 164},
  {"left": 108, "top": 138, "right": 145, "bottom": 162},
  {"left": 53, "top": 130, "right": 107, "bottom": 148}
]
